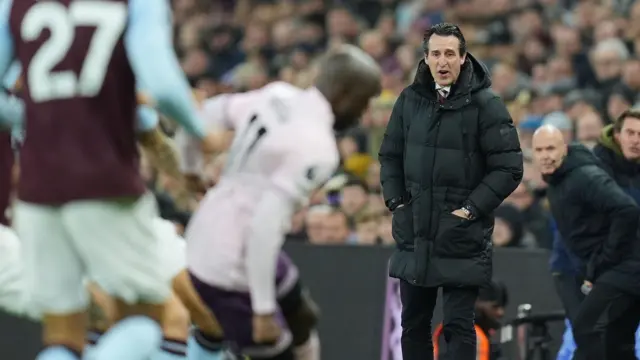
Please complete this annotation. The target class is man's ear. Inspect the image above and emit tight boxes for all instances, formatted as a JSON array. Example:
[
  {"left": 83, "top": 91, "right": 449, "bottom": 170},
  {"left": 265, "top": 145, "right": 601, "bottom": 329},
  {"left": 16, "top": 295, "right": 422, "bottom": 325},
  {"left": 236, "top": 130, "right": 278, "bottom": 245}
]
[{"left": 460, "top": 54, "right": 466, "bottom": 66}]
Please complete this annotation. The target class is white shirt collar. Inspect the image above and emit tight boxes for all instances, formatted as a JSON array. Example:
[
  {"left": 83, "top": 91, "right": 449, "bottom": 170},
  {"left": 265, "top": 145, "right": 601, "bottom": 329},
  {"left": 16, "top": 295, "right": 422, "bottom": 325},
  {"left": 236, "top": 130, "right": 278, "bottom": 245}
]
[{"left": 435, "top": 84, "right": 451, "bottom": 95}]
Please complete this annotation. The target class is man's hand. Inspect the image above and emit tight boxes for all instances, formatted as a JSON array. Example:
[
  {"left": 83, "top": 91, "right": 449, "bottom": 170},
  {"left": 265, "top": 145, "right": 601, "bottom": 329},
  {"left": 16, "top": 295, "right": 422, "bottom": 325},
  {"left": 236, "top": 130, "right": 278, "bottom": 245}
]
[
  {"left": 201, "top": 130, "right": 234, "bottom": 155},
  {"left": 451, "top": 208, "right": 470, "bottom": 219},
  {"left": 252, "top": 314, "right": 282, "bottom": 344}
]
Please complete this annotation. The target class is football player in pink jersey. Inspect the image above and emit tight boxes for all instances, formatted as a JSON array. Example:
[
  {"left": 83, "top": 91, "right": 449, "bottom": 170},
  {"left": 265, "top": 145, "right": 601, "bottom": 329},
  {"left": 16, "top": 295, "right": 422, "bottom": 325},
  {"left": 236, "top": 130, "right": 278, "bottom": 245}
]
[{"left": 180, "top": 45, "right": 382, "bottom": 360}]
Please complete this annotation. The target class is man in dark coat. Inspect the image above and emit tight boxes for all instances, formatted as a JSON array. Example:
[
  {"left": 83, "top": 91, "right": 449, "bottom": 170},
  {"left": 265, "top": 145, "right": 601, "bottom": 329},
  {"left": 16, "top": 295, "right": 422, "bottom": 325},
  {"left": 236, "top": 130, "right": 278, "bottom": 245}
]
[
  {"left": 532, "top": 125, "right": 640, "bottom": 360},
  {"left": 593, "top": 109, "right": 640, "bottom": 203},
  {"left": 378, "top": 23, "right": 522, "bottom": 360}
]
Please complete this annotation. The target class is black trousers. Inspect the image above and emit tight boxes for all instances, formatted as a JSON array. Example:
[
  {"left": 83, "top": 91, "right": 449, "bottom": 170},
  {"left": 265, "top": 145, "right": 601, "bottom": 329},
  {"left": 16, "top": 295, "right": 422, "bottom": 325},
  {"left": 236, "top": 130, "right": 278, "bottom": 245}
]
[
  {"left": 399, "top": 280, "right": 478, "bottom": 360},
  {"left": 573, "top": 282, "right": 640, "bottom": 360},
  {"left": 552, "top": 272, "right": 585, "bottom": 324}
]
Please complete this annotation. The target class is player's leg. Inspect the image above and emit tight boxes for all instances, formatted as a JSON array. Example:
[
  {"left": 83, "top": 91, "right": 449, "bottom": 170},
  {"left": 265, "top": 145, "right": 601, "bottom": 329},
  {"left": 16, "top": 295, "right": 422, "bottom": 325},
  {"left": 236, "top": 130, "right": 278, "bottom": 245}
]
[
  {"left": 278, "top": 282, "right": 320, "bottom": 360},
  {"left": 63, "top": 193, "right": 170, "bottom": 317},
  {"left": 84, "top": 282, "right": 118, "bottom": 360},
  {"left": 154, "top": 292, "right": 190, "bottom": 359},
  {"left": 174, "top": 270, "right": 224, "bottom": 337},
  {"left": 84, "top": 284, "right": 190, "bottom": 360},
  {"left": 62, "top": 194, "right": 170, "bottom": 359},
  {"left": 173, "top": 269, "right": 227, "bottom": 359},
  {"left": 188, "top": 272, "right": 294, "bottom": 360},
  {"left": 14, "top": 201, "right": 88, "bottom": 360},
  {"left": 91, "top": 316, "right": 163, "bottom": 360},
  {"left": 0, "top": 224, "right": 30, "bottom": 318},
  {"left": 154, "top": 219, "right": 206, "bottom": 360},
  {"left": 276, "top": 253, "right": 320, "bottom": 360}
]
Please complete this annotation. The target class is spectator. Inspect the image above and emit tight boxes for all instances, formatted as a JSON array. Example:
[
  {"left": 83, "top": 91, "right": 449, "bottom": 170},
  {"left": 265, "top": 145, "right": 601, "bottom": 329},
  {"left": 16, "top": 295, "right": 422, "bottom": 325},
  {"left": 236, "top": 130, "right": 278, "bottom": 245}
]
[
  {"left": 354, "top": 211, "right": 383, "bottom": 245},
  {"left": 576, "top": 111, "right": 604, "bottom": 149},
  {"left": 492, "top": 204, "right": 537, "bottom": 249},
  {"left": 305, "top": 205, "right": 332, "bottom": 244},
  {"left": 321, "top": 210, "right": 352, "bottom": 245},
  {"left": 504, "top": 182, "right": 553, "bottom": 249},
  {"left": 594, "top": 109, "right": 640, "bottom": 203},
  {"left": 340, "top": 177, "right": 369, "bottom": 221}
]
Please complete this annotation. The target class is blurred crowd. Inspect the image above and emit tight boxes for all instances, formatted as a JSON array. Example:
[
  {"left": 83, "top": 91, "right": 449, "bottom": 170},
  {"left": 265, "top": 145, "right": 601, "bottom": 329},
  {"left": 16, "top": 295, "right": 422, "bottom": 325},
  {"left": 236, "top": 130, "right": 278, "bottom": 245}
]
[{"left": 154, "top": 0, "right": 640, "bottom": 249}]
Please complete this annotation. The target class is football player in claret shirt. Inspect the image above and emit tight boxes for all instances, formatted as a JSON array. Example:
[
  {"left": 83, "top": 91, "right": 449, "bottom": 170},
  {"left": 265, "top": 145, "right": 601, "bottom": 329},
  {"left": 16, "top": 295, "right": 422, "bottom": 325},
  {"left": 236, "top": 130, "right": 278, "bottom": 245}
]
[{"left": 0, "top": 0, "right": 217, "bottom": 358}]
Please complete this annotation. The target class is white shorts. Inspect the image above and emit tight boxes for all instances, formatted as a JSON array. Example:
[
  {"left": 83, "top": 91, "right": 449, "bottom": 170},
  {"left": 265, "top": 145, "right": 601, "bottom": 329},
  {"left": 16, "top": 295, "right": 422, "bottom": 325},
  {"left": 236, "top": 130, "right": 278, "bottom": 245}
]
[
  {"left": 14, "top": 193, "right": 171, "bottom": 314},
  {"left": 0, "top": 224, "right": 30, "bottom": 318},
  {"left": 153, "top": 218, "right": 186, "bottom": 281}
]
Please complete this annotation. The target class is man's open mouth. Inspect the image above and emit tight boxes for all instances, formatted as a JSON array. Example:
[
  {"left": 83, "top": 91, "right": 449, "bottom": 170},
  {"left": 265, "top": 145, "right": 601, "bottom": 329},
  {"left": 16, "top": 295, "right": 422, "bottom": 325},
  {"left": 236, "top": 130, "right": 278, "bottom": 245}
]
[{"left": 438, "top": 70, "right": 449, "bottom": 75}]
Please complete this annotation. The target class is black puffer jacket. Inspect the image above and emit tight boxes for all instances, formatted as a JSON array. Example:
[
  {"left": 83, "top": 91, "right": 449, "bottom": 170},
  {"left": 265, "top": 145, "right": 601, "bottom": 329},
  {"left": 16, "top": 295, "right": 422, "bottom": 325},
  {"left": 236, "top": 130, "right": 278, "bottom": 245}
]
[
  {"left": 379, "top": 54, "right": 523, "bottom": 287},
  {"left": 545, "top": 144, "right": 640, "bottom": 293}
]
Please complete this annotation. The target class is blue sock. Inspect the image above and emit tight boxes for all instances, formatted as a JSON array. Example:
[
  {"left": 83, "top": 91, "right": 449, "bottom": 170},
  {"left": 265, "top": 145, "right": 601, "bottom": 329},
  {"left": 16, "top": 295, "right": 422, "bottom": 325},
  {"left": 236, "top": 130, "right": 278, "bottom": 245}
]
[
  {"left": 37, "top": 346, "right": 80, "bottom": 360},
  {"left": 92, "top": 316, "right": 162, "bottom": 360},
  {"left": 82, "top": 344, "right": 96, "bottom": 360},
  {"left": 83, "top": 329, "right": 102, "bottom": 360},
  {"left": 186, "top": 332, "right": 225, "bottom": 360},
  {"left": 151, "top": 338, "right": 187, "bottom": 359}
]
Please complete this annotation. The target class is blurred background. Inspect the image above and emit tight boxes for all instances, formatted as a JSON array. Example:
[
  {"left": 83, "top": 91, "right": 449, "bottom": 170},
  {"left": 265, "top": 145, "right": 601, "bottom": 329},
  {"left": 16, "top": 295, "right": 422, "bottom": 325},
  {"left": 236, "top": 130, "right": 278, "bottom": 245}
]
[{"left": 168, "top": 0, "right": 639, "bottom": 251}]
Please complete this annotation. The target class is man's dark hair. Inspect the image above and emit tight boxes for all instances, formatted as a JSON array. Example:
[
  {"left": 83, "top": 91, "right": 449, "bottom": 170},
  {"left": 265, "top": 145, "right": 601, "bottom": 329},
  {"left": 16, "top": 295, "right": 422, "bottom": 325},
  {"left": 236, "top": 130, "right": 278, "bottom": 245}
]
[
  {"left": 344, "top": 175, "right": 369, "bottom": 192},
  {"left": 422, "top": 23, "right": 466, "bottom": 56},
  {"left": 614, "top": 109, "right": 640, "bottom": 132}
]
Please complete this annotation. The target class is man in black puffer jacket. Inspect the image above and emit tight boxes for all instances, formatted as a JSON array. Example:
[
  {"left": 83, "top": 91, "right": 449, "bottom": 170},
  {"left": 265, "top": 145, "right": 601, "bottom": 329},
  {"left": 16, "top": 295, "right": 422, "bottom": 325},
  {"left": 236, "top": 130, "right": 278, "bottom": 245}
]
[
  {"left": 379, "top": 23, "right": 522, "bottom": 360},
  {"left": 532, "top": 125, "right": 640, "bottom": 360}
]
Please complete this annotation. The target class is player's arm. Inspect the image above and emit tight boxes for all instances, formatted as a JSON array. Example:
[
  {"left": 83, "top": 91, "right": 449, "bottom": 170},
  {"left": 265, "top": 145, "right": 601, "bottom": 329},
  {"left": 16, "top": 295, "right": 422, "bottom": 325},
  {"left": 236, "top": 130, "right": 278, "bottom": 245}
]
[
  {"left": 246, "top": 153, "right": 336, "bottom": 316},
  {"left": 136, "top": 106, "right": 193, "bottom": 211},
  {"left": 246, "top": 188, "right": 296, "bottom": 316},
  {"left": 175, "top": 90, "right": 266, "bottom": 175},
  {"left": 124, "top": 0, "right": 205, "bottom": 139},
  {"left": 0, "top": 0, "right": 17, "bottom": 130},
  {"left": 0, "top": 89, "right": 22, "bottom": 130}
]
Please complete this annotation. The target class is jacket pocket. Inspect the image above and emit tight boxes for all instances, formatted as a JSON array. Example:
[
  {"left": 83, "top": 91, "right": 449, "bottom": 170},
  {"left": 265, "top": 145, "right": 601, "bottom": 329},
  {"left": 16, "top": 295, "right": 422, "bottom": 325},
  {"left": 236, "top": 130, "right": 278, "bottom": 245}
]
[
  {"left": 392, "top": 205, "right": 414, "bottom": 251},
  {"left": 434, "top": 212, "right": 484, "bottom": 258}
]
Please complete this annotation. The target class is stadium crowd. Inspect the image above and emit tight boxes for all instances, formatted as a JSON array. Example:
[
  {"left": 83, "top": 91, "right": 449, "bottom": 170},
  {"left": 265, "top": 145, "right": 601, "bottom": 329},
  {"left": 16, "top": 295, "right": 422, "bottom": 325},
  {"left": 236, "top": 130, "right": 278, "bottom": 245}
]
[{"left": 146, "top": 0, "right": 639, "bottom": 251}]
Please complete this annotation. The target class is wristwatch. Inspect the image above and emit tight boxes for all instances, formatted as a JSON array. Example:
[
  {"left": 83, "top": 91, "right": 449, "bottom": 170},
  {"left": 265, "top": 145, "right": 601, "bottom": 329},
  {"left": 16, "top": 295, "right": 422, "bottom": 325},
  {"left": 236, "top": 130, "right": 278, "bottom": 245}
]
[
  {"left": 461, "top": 205, "right": 475, "bottom": 220},
  {"left": 386, "top": 197, "right": 403, "bottom": 212}
]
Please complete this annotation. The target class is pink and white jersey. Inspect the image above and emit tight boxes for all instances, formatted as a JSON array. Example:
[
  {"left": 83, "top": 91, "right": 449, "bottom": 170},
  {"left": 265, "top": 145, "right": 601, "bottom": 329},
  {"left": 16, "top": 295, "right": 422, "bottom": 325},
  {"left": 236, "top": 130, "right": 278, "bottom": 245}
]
[{"left": 186, "top": 82, "right": 339, "bottom": 294}]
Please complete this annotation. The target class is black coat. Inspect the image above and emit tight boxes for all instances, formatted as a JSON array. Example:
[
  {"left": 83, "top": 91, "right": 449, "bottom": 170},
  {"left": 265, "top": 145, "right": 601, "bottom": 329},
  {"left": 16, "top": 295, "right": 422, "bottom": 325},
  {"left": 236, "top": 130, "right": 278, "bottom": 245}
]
[
  {"left": 545, "top": 144, "right": 640, "bottom": 294},
  {"left": 593, "top": 125, "right": 640, "bottom": 204},
  {"left": 379, "top": 54, "right": 523, "bottom": 288}
]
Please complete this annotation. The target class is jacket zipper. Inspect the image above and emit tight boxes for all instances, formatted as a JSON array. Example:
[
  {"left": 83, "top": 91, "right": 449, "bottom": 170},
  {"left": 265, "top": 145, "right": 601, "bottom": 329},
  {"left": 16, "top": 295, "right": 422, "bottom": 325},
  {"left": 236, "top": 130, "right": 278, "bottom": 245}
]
[
  {"left": 462, "top": 124, "right": 471, "bottom": 188},
  {"left": 416, "top": 106, "right": 442, "bottom": 284}
]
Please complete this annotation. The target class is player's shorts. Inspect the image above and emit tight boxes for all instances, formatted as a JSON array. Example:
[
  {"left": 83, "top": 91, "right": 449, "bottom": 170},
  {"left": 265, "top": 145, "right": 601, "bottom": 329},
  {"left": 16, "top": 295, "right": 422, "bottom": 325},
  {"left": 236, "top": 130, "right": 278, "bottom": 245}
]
[
  {"left": 154, "top": 218, "right": 187, "bottom": 281},
  {"left": 14, "top": 193, "right": 171, "bottom": 314},
  {"left": 275, "top": 252, "right": 299, "bottom": 303},
  {"left": 189, "top": 253, "right": 297, "bottom": 357},
  {"left": 0, "top": 224, "right": 31, "bottom": 318}
]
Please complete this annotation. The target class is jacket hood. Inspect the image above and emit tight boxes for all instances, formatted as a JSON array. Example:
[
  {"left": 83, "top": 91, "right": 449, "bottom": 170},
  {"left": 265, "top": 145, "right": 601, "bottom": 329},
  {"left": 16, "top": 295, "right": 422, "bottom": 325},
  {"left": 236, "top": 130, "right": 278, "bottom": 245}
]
[
  {"left": 598, "top": 124, "right": 623, "bottom": 156},
  {"left": 544, "top": 144, "right": 600, "bottom": 185},
  {"left": 412, "top": 52, "right": 492, "bottom": 101}
]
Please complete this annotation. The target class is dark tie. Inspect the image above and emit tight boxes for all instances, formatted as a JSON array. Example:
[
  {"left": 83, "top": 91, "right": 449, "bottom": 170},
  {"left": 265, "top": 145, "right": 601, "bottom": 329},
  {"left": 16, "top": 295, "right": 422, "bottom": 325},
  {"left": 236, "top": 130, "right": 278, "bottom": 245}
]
[{"left": 438, "top": 90, "right": 447, "bottom": 103}]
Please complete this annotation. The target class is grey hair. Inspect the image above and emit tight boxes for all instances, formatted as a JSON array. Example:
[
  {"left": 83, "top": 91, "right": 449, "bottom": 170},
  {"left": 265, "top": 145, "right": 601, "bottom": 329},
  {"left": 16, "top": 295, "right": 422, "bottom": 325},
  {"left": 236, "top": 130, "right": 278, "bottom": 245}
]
[{"left": 593, "top": 38, "right": 630, "bottom": 61}]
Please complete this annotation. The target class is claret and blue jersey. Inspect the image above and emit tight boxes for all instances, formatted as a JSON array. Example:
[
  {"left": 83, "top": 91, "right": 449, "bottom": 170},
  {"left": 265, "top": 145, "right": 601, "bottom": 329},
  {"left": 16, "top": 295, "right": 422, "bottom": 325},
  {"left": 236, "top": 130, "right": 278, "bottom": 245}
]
[{"left": 0, "top": 0, "right": 205, "bottom": 204}]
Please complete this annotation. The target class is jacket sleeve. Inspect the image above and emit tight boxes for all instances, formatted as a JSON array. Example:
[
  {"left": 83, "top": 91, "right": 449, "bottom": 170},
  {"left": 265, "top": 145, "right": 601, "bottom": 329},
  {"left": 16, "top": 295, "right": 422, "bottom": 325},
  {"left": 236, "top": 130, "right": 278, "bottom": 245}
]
[
  {"left": 467, "top": 96, "right": 523, "bottom": 215},
  {"left": 379, "top": 92, "right": 406, "bottom": 205},
  {"left": 573, "top": 168, "right": 640, "bottom": 280}
]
